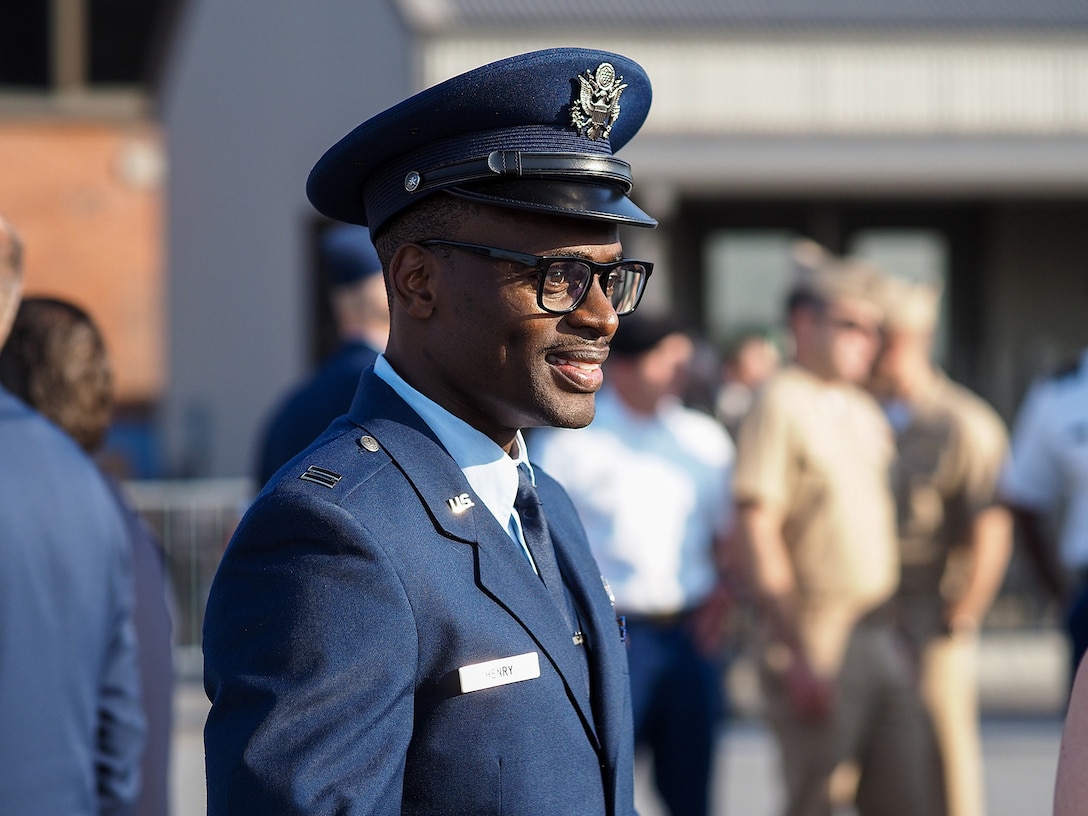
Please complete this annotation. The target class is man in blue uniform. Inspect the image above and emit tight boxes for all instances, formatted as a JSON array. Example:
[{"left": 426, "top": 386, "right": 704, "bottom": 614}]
[
  {"left": 0, "top": 216, "right": 144, "bottom": 815},
  {"left": 255, "top": 224, "right": 389, "bottom": 486},
  {"left": 203, "top": 48, "right": 658, "bottom": 814},
  {"left": 1001, "top": 351, "right": 1088, "bottom": 683}
]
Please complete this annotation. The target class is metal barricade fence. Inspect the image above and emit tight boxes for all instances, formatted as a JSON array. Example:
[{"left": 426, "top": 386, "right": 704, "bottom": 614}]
[
  {"left": 122, "top": 478, "right": 255, "bottom": 678},
  {"left": 120, "top": 477, "right": 1061, "bottom": 691}
]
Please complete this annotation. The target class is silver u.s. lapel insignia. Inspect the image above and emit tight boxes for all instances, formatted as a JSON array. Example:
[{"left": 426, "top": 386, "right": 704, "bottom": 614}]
[
  {"left": 601, "top": 575, "right": 616, "bottom": 607},
  {"left": 447, "top": 493, "right": 475, "bottom": 514},
  {"left": 571, "top": 62, "right": 627, "bottom": 141}
]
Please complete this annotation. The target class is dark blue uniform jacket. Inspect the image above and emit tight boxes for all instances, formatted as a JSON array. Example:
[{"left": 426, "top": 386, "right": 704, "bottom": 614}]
[{"left": 204, "top": 370, "right": 636, "bottom": 815}]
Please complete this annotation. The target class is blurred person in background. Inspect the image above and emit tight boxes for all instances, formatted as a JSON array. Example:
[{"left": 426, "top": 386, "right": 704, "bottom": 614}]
[
  {"left": 255, "top": 223, "right": 389, "bottom": 486},
  {"left": 714, "top": 327, "right": 780, "bottom": 441},
  {"left": 1000, "top": 342, "right": 1088, "bottom": 687},
  {"left": 869, "top": 275, "right": 1012, "bottom": 816},
  {"left": 679, "top": 333, "right": 727, "bottom": 418},
  {"left": 533, "top": 312, "right": 736, "bottom": 816},
  {"left": 0, "top": 295, "right": 176, "bottom": 816},
  {"left": 730, "top": 246, "right": 944, "bottom": 816},
  {"left": 0, "top": 216, "right": 144, "bottom": 815}
]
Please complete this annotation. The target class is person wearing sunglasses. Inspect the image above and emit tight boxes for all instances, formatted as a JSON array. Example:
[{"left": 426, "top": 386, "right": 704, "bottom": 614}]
[{"left": 204, "top": 48, "right": 657, "bottom": 815}]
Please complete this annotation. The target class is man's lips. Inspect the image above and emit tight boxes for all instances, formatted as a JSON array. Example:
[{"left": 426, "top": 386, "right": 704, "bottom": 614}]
[
  {"left": 545, "top": 354, "right": 603, "bottom": 371},
  {"left": 545, "top": 348, "right": 609, "bottom": 388}
]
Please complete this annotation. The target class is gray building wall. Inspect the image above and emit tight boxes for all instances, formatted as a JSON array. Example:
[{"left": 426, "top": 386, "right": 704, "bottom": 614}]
[{"left": 158, "top": 0, "right": 409, "bottom": 478}]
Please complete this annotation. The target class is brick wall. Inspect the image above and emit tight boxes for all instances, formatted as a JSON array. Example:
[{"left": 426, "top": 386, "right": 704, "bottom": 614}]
[{"left": 0, "top": 119, "right": 164, "bottom": 404}]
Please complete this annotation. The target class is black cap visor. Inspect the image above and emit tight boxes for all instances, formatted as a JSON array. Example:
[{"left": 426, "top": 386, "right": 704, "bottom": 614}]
[{"left": 446, "top": 178, "right": 657, "bottom": 228}]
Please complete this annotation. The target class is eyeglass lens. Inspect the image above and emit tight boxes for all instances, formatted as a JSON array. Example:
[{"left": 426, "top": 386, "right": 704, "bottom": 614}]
[
  {"left": 542, "top": 260, "right": 647, "bottom": 315},
  {"left": 418, "top": 239, "right": 650, "bottom": 316}
]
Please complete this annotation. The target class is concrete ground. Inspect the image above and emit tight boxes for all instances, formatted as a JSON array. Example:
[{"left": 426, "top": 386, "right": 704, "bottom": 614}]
[
  {"left": 173, "top": 628, "right": 1072, "bottom": 816},
  {"left": 634, "top": 714, "right": 1064, "bottom": 816}
]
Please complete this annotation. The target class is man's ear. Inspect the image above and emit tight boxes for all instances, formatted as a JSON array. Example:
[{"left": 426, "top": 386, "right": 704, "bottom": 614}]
[{"left": 388, "top": 243, "right": 437, "bottom": 319}]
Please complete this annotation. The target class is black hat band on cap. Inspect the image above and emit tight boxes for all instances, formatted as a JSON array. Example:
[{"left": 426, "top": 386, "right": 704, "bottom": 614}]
[
  {"left": 403, "top": 152, "right": 634, "bottom": 197},
  {"left": 362, "top": 123, "right": 643, "bottom": 233}
]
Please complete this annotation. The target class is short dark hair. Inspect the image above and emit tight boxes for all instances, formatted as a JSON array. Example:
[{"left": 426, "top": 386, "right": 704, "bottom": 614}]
[
  {"left": 0, "top": 297, "right": 113, "bottom": 453},
  {"left": 373, "top": 193, "right": 473, "bottom": 270},
  {"left": 722, "top": 326, "right": 777, "bottom": 362},
  {"left": 785, "top": 286, "right": 827, "bottom": 317}
]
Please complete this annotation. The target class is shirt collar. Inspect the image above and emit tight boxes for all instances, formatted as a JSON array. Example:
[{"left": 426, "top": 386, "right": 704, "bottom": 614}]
[{"left": 373, "top": 354, "right": 529, "bottom": 532}]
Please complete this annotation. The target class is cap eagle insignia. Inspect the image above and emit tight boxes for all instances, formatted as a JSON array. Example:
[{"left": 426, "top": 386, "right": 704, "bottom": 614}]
[{"left": 571, "top": 62, "right": 627, "bottom": 141}]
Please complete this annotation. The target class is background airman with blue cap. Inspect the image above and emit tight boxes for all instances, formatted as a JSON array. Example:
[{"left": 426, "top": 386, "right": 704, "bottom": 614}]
[
  {"left": 205, "top": 47, "right": 657, "bottom": 815},
  {"left": 254, "top": 224, "right": 389, "bottom": 486}
]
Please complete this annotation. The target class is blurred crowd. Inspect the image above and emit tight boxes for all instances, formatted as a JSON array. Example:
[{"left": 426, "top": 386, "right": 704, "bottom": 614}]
[{"left": 529, "top": 237, "right": 1088, "bottom": 816}]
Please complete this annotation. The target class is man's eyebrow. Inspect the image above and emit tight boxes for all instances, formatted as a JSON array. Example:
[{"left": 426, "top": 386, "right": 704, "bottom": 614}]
[{"left": 547, "top": 248, "right": 625, "bottom": 263}]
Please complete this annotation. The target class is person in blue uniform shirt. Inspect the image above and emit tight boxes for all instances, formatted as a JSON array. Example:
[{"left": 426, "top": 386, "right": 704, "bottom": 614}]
[
  {"left": 0, "top": 296, "right": 176, "bottom": 816},
  {"left": 203, "top": 48, "right": 658, "bottom": 815},
  {"left": 0, "top": 215, "right": 145, "bottom": 815},
  {"left": 255, "top": 224, "right": 389, "bottom": 486},
  {"left": 1001, "top": 351, "right": 1088, "bottom": 686}
]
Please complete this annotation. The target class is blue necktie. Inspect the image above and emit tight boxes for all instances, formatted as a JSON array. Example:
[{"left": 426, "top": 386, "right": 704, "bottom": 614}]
[{"left": 515, "top": 466, "right": 581, "bottom": 640}]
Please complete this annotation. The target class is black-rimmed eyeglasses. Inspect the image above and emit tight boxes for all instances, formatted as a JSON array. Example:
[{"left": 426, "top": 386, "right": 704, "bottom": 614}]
[{"left": 419, "top": 239, "right": 653, "bottom": 316}]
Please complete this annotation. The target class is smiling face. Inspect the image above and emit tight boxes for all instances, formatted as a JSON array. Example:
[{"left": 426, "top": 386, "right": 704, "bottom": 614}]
[{"left": 384, "top": 201, "right": 627, "bottom": 451}]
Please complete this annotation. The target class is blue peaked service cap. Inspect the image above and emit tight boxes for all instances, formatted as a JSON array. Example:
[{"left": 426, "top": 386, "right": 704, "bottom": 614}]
[
  {"left": 321, "top": 224, "right": 382, "bottom": 286},
  {"left": 306, "top": 47, "right": 656, "bottom": 235}
]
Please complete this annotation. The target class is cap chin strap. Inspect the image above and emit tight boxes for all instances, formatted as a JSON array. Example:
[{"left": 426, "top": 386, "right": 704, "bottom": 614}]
[{"left": 407, "top": 151, "right": 634, "bottom": 196}]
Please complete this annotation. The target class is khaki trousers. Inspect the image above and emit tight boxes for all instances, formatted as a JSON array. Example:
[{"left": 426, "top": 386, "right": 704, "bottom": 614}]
[
  {"left": 760, "top": 621, "right": 946, "bottom": 816},
  {"left": 918, "top": 631, "right": 983, "bottom": 816}
]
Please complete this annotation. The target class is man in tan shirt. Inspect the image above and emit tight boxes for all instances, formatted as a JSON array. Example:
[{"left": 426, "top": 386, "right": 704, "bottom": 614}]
[
  {"left": 870, "top": 276, "right": 1012, "bottom": 816},
  {"left": 732, "top": 250, "right": 944, "bottom": 816}
]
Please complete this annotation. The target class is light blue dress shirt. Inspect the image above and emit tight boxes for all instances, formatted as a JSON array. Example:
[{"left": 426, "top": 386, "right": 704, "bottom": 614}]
[{"left": 374, "top": 355, "right": 538, "bottom": 569}]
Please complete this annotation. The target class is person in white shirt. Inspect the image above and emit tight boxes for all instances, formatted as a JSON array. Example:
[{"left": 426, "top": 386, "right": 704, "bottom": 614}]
[{"left": 533, "top": 313, "right": 735, "bottom": 816}]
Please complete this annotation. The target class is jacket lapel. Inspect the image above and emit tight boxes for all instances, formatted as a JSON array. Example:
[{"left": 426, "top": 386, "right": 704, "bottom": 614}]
[
  {"left": 473, "top": 531, "right": 599, "bottom": 742},
  {"left": 538, "top": 476, "right": 627, "bottom": 771}
]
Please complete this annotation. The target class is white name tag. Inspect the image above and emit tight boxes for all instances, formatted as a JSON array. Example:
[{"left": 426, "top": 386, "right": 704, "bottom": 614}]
[{"left": 458, "top": 651, "right": 540, "bottom": 694}]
